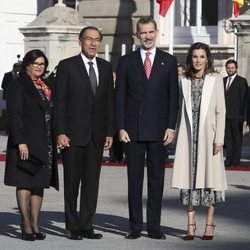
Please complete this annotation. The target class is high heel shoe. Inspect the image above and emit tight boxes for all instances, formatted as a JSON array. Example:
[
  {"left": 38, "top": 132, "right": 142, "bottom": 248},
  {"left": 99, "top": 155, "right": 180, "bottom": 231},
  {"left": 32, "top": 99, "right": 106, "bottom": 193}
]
[
  {"left": 183, "top": 224, "right": 198, "bottom": 241},
  {"left": 201, "top": 224, "right": 216, "bottom": 240},
  {"left": 33, "top": 232, "right": 46, "bottom": 240},
  {"left": 20, "top": 225, "right": 35, "bottom": 241},
  {"left": 31, "top": 225, "right": 46, "bottom": 240}
]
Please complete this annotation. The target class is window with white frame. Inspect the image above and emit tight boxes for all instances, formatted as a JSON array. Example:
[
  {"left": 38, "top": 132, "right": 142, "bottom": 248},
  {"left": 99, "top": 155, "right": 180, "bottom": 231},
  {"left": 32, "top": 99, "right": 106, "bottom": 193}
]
[
  {"left": 175, "top": 0, "right": 218, "bottom": 26},
  {"left": 174, "top": 0, "right": 218, "bottom": 44}
]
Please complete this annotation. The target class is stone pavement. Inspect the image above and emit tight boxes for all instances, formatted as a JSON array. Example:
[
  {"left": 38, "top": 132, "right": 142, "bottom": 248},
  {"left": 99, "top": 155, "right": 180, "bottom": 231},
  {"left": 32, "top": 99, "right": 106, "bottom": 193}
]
[{"left": 0, "top": 131, "right": 250, "bottom": 250}]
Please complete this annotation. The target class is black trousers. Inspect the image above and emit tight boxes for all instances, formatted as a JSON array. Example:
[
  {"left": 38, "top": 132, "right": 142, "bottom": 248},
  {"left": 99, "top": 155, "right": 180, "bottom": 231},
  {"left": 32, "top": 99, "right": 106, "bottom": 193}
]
[
  {"left": 109, "top": 133, "right": 124, "bottom": 162},
  {"left": 125, "top": 141, "right": 165, "bottom": 233},
  {"left": 224, "top": 118, "right": 243, "bottom": 165},
  {"left": 62, "top": 140, "right": 103, "bottom": 231}
]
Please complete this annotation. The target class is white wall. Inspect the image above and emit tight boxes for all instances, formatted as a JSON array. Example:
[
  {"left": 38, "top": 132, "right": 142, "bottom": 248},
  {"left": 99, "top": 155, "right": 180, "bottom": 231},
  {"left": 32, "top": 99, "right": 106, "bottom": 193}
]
[
  {"left": 0, "top": 0, "right": 37, "bottom": 110},
  {"left": 0, "top": 0, "right": 37, "bottom": 86}
]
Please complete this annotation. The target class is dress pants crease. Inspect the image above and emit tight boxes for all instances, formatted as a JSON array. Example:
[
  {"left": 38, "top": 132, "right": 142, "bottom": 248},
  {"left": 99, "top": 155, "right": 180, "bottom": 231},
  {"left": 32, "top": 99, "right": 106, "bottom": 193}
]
[
  {"left": 62, "top": 140, "right": 103, "bottom": 231},
  {"left": 126, "top": 141, "right": 165, "bottom": 233}
]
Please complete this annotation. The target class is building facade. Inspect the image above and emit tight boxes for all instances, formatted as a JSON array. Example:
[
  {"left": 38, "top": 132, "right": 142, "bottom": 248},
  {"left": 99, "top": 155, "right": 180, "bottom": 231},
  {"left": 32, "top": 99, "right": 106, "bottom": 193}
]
[{"left": 0, "top": 0, "right": 249, "bottom": 115}]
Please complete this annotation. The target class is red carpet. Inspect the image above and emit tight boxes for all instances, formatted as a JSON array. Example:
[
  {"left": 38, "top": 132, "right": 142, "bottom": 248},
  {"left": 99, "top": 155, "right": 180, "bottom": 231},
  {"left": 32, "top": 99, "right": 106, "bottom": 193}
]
[
  {"left": 0, "top": 153, "right": 5, "bottom": 161},
  {"left": 1, "top": 153, "right": 249, "bottom": 171},
  {"left": 102, "top": 161, "right": 174, "bottom": 168},
  {"left": 102, "top": 161, "right": 250, "bottom": 171}
]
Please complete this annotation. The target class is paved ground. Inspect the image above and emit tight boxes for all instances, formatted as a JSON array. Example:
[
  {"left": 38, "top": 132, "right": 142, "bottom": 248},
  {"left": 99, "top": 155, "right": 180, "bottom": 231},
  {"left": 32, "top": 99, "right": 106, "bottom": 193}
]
[{"left": 0, "top": 131, "right": 250, "bottom": 250}]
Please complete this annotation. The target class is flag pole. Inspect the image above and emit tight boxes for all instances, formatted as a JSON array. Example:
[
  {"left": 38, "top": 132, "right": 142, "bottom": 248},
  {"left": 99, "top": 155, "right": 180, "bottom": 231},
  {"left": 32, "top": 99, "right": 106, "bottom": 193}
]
[
  {"left": 234, "top": 26, "right": 237, "bottom": 60},
  {"left": 169, "top": 0, "right": 175, "bottom": 55}
]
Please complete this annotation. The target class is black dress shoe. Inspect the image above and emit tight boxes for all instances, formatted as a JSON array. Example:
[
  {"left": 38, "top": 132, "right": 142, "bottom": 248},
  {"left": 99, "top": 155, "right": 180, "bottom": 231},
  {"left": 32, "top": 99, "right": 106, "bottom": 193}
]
[
  {"left": 125, "top": 231, "right": 141, "bottom": 239},
  {"left": 232, "top": 162, "right": 239, "bottom": 167},
  {"left": 34, "top": 232, "right": 46, "bottom": 240},
  {"left": 147, "top": 232, "right": 166, "bottom": 240},
  {"left": 224, "top": 160, "right": 232, "bottom": 166},
  {"left": 81, "top": 229, "right": 103, "bottom": 239},
  {"left": 67, "top": 231, "right": 83, "bottom": 240}
]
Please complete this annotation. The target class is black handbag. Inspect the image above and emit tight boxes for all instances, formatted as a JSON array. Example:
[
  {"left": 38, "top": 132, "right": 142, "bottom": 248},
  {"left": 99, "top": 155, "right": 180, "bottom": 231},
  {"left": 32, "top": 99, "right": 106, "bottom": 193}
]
[{"left": 17, "top": 153, "right": 45, "bottom": 176}]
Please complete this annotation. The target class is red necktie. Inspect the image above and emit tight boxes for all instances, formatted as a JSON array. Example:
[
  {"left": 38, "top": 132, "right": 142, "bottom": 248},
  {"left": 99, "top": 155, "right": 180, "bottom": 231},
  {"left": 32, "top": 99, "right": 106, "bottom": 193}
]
[
  {"left": 144, "top": 52, "right": 152, "bottom": 79},
  {"left": 226, "top": 77, "right": 232, "bottom": 91}
]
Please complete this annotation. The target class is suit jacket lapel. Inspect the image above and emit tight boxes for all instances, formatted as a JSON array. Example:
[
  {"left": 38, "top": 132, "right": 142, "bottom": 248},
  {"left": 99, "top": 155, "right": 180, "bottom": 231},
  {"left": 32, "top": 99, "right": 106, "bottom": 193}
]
[
  {"left": 95, "top": 58, "right": 104, "bottom": 99},
  {"left": 131, "top": 49, "right": 148, "bottom": 85},
  {"left": 182, "top": 78, "right": 192, "bottom": 132},
  {"left": 150, "top": 49, "right": 162, "bottom": 79},
  {"left": 76, "top": 54, "right": 95, "bottom": 98},
  {"left": 182, "top": 75, "right": 215, "bottom": 134},
  {"left": 199, "top": 75, "right": 214, "bottom": 131}
]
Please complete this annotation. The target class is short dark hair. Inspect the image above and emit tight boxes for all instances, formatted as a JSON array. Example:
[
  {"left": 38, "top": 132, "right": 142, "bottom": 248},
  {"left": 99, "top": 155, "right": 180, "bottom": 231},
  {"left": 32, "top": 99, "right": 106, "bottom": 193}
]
[
  {"left": 79, "top": 26, "right": 103, "bottom": 41},
  {"left": 20, "top": 49, "right": 48, "bottom": 76},
  {"left": 12, "top": 62, "right": 22, "bottom": 73},
  {"left": 136, "top": 16, "right": 158, "bottom": 36},
  {"left": 225, "top": 59, "right": 238, "bottom": 68},
  {"left": 177, "top": 63, "right": 186, "bottom": 70},
  {"left": 185, "top": 42, "right": 214, "bottom": 78}
]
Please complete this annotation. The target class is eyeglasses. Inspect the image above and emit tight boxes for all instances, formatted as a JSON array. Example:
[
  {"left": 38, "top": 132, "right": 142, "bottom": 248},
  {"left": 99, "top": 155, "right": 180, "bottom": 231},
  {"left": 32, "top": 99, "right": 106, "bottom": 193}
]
[
  {"left": 81, "top": 36, "right": 101, "bottom": 43},
  {"left": 31, "top": 62, "right": 45, "bottom": 68}
]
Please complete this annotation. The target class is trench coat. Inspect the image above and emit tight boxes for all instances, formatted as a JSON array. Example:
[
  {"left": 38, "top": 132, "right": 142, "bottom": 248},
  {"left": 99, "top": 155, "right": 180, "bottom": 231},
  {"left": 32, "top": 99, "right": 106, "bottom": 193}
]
[
  {"left": 171, "top": 73, "right": 227, "bottom": 199},
  {"left": 4, "top": 74, "right": 59, "bottom": 190}
]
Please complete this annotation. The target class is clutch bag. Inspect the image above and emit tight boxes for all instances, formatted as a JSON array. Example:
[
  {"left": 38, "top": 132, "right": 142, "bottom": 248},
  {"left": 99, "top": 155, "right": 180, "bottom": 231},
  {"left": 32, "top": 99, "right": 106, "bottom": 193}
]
[{"left": 17, "top": 153, "right": 45, "bottom": 176}]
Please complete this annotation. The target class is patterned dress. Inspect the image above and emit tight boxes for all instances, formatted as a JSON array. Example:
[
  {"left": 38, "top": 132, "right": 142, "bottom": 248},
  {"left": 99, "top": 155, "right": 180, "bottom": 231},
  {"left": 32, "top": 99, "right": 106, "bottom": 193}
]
[
  {"left": 180, "top": 77, "right": 223, "bottom": 207},
  {"left": 37, "top": 89, "right": 53, "bottom": 179}
]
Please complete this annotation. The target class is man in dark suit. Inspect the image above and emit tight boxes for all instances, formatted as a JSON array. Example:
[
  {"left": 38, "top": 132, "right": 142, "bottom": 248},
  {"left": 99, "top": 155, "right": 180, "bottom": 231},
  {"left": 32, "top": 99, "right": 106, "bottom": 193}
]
[
  {"left": 224, "top": 59, "right": 248, "bottom": 167},
  {"left": 1, "top": 63, "right": 21, "bottom": 100},
  {"left": 54, "top": 26, "right": 114, "bottom": 240},
  {"left": 115, "top": 17, "right": 178, "bottom": 240}
]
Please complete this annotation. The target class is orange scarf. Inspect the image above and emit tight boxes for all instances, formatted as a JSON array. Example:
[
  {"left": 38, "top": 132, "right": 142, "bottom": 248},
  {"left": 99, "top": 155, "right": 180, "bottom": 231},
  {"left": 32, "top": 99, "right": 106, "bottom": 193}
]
[{"left": 30, "top": 76, "right": 51, "bottom": 102}]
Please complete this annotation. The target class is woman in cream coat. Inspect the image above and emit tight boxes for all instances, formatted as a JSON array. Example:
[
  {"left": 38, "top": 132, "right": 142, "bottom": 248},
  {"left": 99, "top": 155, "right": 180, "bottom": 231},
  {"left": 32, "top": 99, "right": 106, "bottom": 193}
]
[{"left": 172, "top": 42, "right": 227, "bottom": 241}]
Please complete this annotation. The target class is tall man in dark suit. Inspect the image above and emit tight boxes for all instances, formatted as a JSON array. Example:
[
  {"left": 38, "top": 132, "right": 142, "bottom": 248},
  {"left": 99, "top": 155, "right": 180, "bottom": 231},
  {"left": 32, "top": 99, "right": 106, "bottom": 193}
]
[
  {"left": 224, "top": 59, "right": 248, "bottom": 167},
  {"left": 54, "top": 26, "right": 114, "bottom": 240},
  {"left": 115, "top": 17, "right": 178, "bottom": 240}
]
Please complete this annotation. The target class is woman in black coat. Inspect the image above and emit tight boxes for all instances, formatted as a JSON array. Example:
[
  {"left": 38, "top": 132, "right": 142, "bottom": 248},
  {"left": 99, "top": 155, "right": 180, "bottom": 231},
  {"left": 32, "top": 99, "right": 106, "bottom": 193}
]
[{"left": 4, "top": 49, "right": 59, "bottom": 241}]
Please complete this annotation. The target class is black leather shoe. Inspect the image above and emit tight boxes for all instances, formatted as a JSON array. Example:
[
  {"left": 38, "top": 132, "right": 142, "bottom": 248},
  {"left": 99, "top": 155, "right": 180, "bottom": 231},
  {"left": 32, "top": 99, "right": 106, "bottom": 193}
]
[
  {"left": 125, "top": 231, "right": 141, "bottom": 239},
  {"left": 147, "top": 232, "right": 166, "bottom": 240},
  {"left": 81, "top": 229, "right": 103, "bottom": 239},
  {"left": 232, "top": 162, "right": 239, "bottom": 167},
  {"left": 34, "top": 232, "right": 46, "bottom": 240},
  {"left": 67, "top": 231, "right": 83, "bottom": 240},
  {"left": 224, "top": 160, "right": 232, "bottom": 166}
]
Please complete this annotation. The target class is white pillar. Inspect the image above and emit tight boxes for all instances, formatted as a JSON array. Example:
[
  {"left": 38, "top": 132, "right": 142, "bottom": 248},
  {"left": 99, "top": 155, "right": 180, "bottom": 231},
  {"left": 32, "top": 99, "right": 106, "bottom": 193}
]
[
  {"left": 121, "top": 44, "right": 126, "bottom": 56},
  {"left": 196, "top": 0, "right": 202, "bottom": 34},
  {"left": 169, "top": 1, "right": 175, "bottom": 55},
  {"left": 105, "top": 44, "right": 110, "bottom": 61}
]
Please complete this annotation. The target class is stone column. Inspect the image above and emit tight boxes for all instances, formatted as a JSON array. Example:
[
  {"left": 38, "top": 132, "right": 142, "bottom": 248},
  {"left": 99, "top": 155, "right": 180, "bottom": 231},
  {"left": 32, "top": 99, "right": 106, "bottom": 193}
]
[
  {"left": 19, "top": 5, "right": 88, "bottom": 73},
  {"left": 217, "top": 0, "right": 234, "bottom": 46},
  {"left": 230, "top": 8, "right": 250, "bottom": 84}
]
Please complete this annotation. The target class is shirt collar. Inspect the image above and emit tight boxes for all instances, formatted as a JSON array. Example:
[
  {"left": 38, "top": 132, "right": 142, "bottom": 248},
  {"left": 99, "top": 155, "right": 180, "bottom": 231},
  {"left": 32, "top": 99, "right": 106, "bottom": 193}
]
[
  {"left": 140, "top": 47, "right": 156, "bottom": 57},
  {"left": 80, "top": 53, "right": 97, "bottom": 66}
]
